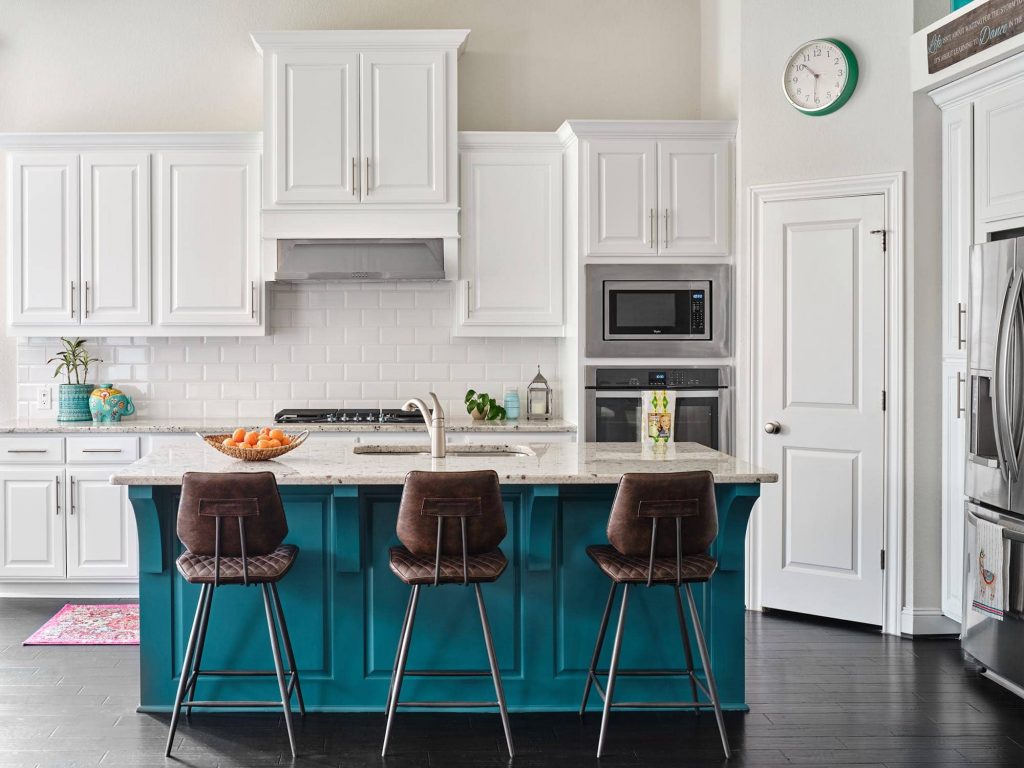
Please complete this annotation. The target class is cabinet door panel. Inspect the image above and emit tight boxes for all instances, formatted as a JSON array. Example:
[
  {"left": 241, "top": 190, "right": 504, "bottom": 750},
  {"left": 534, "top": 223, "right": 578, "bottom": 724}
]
[
  {"left": 156, "top": 150, "right": 260, "bottom": 326},
  {"left": 360, "top": 51, "right": 445, "bottom": 203},
  {"left": 459, "top": 147, "right": 563, "bottom": 330},
  {"left": 66, "top": 469, "right": 137, "bottom": 580},
  {"left": 0, "top": 470, "right": 64, "bottom": 579},
  {"left": 942, "top": 360, "right": 967, "bottom": 623},
  {"left": 81, "top": 152, "right": 151, "bottom": 325},
  {"left": 9, "top": 153, "right": 79, "bottom": 325},
  {"left": 585, "top": 140, "right": 657, "bottom": 255},
  {"left": 943, "top": 104, "right": 973, "bottom": 356},
  {"left": 659, "top": 139, "right": 730, "bottom": 256},
  {"left": 975, "top": 79, "right": 1024, "bottom": 225},
  {"left": 271, "top": 51, "right": 359, "bottom": 205}
]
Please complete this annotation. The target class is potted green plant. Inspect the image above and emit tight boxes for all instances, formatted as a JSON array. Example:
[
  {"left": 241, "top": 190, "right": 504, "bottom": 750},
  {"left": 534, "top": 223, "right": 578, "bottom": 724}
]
[
  {"left": 47, "top": 338, "right": 103, "bottom": 422},
  {"left": 465, "top": 390, "right": 507, "bottom": 421}
]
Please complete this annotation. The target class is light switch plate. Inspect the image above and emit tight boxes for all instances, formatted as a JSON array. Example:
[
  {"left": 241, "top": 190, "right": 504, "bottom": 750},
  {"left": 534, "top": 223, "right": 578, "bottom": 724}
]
[{"left": 38, "top": 386, "right": 51, "bottom": 410}]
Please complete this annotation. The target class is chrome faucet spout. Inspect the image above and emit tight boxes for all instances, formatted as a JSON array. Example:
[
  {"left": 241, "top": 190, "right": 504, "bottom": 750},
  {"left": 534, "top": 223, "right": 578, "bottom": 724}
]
[{"left": 402, "top": 393, "right": 446, "bottom": 458}]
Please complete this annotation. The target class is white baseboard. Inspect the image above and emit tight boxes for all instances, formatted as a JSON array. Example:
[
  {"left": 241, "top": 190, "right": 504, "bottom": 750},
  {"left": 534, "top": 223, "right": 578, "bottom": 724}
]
[
  {"left": 900, "top": 607, "right": 961, "bottom": 636},
  {"left": 0, "top": 582, "right": 138, "bottom": 599}
]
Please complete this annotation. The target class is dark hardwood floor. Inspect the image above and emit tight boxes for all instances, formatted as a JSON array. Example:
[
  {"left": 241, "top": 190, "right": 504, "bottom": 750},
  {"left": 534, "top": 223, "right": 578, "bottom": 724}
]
[{"left": 1, "top": 599, "right": 1023, "bottom": 767}]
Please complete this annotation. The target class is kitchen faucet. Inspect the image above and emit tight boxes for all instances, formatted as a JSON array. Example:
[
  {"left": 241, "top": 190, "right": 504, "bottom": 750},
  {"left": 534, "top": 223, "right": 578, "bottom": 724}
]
[{"left": 402, "top": 392, "right": 446, "bottom": 458}]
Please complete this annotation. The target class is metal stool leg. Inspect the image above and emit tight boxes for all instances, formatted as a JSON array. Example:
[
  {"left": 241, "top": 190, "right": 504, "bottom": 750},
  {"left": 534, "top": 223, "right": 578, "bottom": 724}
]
[
  {"left": 166, "top": 583, "right": 209, "bottom": 756},
  {"left": 384, "top": 588, "right": 416, "bottom": 718},
  {"left": 673, "top": 585, "right": 700, "bottom": 713},
  {"left": 261, "top": 584, "right": 297, "bottom": 758},
  {"left": 475, "top": 584, "right": 514, "bottom": 759},
  {"left": 596, "top": 583, "right": 630, "bottom": 759},
  {"left": 579, "top": 582, "right": 617, "bottom": 716},
  {"left": 270, "top": 583, "right": 306, "bottom": 717},
  {"left": 685, "top": 584, "right": 730, "bottom": 759},
  {"left": 185, "top": 584, "right": 214, "bottom": 719},
  {"left": 382, "top": 584, "right": 421, "bottom": 757}
]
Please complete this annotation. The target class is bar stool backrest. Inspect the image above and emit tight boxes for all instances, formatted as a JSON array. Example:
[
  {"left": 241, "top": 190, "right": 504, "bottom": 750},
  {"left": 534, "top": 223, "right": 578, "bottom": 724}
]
[
  {"left": 178, "top": 471, "right": 288, "bottom": 559},
  {"left": 397, "top": 470, "right": 506, "bottom": 585},
  {"left": 607, "top": 471, "right": 717, "bottom": 585}
]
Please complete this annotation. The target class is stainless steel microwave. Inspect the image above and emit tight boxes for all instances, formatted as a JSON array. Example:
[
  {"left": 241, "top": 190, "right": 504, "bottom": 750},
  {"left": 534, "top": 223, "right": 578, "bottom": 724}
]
[{"left": 585, "top": 264, "right": 730, "bottom": 357}]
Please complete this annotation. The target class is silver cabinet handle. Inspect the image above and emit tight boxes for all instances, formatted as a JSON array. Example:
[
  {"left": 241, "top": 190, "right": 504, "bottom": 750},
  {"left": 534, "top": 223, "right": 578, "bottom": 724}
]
[
  {"left": 81, "top": 448, "right": 122, "bottom": 453},
  {"left": 365, "top": 157, "right": 372, "bottom": 192},
  {"left": 84, "top": 281, "right": 91, "bottom": 319},
  {"left": 70, "top": 281, "right": 76, "bottom": 318},
  {"left": 664, "top": 208, "right": 669, "bottom": 249},
  {"left": 957, "top": 301, "right": 967, "bottom": 350},
  {"left": 7, "top": 449, "right": 47, "bottom": 454},
  {"left": 764, "top": 421, "right": 781, "bottom": 434},
  {"left": 70, "top": 477, "right": 75, "bottom": 516},
  {"left": 956, "top": 371, "right": 965, "bottom": 419},
  {"left": 352, "top": 157, "right": 359, "bottom": 198},
  {"left": 55, "top": 475, "right": 60, "bottom": 516},
  {"left": 251, "top": 281, "right": 257, "bottom": 319},
  {"left": 649, "top": 209, "right": 655, "bottom": 249}
]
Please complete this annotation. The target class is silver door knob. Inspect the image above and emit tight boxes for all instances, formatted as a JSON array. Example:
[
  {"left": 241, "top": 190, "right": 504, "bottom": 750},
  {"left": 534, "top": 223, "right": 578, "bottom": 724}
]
[{"left": 764, "top": 421, "right": 781, "bottom": 434}]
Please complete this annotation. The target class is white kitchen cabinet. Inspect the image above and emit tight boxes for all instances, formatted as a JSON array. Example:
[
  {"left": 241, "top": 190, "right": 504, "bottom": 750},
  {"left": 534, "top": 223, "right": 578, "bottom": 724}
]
[
  {"left": 456, "top": 134, "right": 564, "bottom": 336},
  {"left": 360, "top": 50, "right": 446, "bottom": 203},
  {"left": 941, "top": 358, "right": 967, "bottom": 622},
  {"left": 942, "top": 104, "right": 973, "bottom": 356},
  {"left": 156, "top": 149, "right": 261, "bottom": 326},
  {"left": 8, "top": 153, "right": 80, "bottom": 325},
  {"left": 585, "top": 139, "right": 657, "bottom": 256},
  {"left": 0, "top": 470, "right": 65, "bottom": 579},
  {"left": 658, "top": 139, "right": 730, "bottom": 256},
  {"left": 66, "top": 468, "right": 137, "bottom": 580},
  {"left": 270, "top": 50, "right": 360, "bottom": 204},
  {"left": 975, "top": 78, "right": 1024, "bottom": 227},
  {"left": 81, "top": 151, "right": 151, "bottom": 325}
]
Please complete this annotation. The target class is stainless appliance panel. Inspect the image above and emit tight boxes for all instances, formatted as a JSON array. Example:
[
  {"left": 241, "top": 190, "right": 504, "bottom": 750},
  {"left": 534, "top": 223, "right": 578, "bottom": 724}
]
[
  {"left": 585, "top": 264, "right": 730, "bottom": 357},
  {"left": 969, "top": 239, "right": 1015, "bottom": 373},
  {"left": 962, "top": 502, "right": 1024, "bottom": 685}
]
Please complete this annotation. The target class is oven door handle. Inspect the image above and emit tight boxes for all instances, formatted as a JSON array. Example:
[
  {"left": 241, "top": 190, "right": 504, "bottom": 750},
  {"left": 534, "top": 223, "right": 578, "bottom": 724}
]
[{"left": 967, "top": 504, "right": 1024, "bottom": 543}]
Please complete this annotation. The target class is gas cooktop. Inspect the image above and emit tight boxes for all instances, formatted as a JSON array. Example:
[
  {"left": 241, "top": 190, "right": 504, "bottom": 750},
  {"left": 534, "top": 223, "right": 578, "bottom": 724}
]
[{"left": 273, "top": 408, "right": 429, "bottom": 425}]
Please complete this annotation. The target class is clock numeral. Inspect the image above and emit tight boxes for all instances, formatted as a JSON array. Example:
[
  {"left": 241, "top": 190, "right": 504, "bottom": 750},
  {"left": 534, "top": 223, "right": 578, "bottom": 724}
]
[
  {"left": 826, "top": 92, "right": 832, "bottom": 99},
  {"left": 802, "top": 53, "right": 810, "bottom": 62},
  {"left": 835, "top": 58, "right": 841, "bottom": 64},
  {"left": 796, "top": 87, "right": 802, "bottom": 94},
  {"left": 813, "top": 48, "right": 822, "bottom": 57},
  {"left": 791, "top": 77, "right": 798, "bottom": 83},
  {"left": 837, "top": 69, "right": 844, "bottom": 76},
  {"left": 814, "top": 97, "right": 821, "bottom": 104}
]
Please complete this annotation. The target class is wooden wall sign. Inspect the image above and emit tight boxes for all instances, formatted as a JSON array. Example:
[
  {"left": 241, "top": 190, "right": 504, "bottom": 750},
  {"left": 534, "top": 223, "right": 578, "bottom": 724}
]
[{"left": 927, "top": 0, "right": 1024, "bottom": 73}]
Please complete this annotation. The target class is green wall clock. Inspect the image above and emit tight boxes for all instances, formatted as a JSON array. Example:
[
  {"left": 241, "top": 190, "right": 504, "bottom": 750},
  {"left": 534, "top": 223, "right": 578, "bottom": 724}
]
[{"left": 782, "top": 38, "right": 859, "bottom": 116}]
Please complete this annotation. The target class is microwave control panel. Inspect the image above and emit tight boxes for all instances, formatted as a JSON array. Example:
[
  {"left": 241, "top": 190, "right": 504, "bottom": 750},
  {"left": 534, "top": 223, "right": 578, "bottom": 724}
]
[{"left": 690, "top": 291, "right": 706, "bottom": 334}]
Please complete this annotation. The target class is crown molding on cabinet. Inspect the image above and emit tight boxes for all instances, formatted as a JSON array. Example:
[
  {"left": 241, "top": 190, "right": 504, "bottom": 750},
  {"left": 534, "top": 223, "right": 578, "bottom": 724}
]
[
  {"left": 459, "top": 132, "right": 563, "bottom": 151},
  {"left": 929, "top": 49, "right": 1024, "bottom": 108},
  {"left": 251, "top": 29, "right": 470, "bottom": 55},
  {"left": 556, "top": 119, "right": 737, "bottom": 143},
  {"left": 0, "top": 133, "right": 262, "bottom": 151}
]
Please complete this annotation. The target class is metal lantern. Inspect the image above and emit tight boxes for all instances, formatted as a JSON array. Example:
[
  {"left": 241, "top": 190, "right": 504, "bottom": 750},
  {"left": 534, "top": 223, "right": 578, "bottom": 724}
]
[{"left": 526, "top": 366, "right": 551, "bottom": 421}]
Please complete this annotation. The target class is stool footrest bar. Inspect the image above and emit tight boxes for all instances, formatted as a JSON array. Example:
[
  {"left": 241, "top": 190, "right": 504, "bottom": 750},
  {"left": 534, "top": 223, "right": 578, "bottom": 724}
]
[
  {"left": 402, "top": 670, "right": 492, "bottom": 677},
  {"left": 396, "top": 701, "right": 499, "bottom": 708},
  {"left": 610, "top": 701, "right": 710, "bottom": 709},
  {"left": 183, "top": 700, "right": 291, "bottom": 708}
]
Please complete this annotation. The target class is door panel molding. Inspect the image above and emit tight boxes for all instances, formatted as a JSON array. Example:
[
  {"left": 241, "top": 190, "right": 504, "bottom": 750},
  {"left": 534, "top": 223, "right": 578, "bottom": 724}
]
[{"left": 745, "top": 172, "right": 905, "bottom": 636}]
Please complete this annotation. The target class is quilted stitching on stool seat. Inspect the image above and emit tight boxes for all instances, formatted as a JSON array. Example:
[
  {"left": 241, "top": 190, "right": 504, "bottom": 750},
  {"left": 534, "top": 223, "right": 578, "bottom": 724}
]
[
  {"left": 388, "top": 546, "right": 508, "bottom": 585},
  {"left": 176, "top": 544, "right": 298, "bottom": 584},
  {"left": 586, "top": 544, "right": 716, "bottom": 584}
]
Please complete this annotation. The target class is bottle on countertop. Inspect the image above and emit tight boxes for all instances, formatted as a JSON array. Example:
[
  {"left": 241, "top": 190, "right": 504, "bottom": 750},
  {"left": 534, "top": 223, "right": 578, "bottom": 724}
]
[{"left": 503, "top": 387, "right": 520, "bottom": 420}]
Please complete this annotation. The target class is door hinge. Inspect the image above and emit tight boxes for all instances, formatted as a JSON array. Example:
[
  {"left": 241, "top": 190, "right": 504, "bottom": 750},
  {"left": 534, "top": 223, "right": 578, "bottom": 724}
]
[
  {"left": 880, "top": 549, "right": 886, "bottom": 570},
  {"left": 882, "top": 390, "right": 887, "bottom": 411},
  {"left": 870, "top": 228, "right": 887, "bottom": 252}
]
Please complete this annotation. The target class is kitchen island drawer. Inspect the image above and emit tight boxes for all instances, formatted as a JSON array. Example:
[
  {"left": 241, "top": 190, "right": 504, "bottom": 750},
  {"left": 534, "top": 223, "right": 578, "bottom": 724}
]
[
  {"left": 67, "top": 437, "right": 139, "bottom": 464},
  {"left": 0, "top": 437, "right": 64, "bottom": 463}
]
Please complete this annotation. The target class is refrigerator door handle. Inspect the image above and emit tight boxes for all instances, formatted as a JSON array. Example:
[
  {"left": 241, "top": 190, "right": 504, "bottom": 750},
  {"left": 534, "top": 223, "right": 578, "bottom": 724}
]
[
  {"left": 1009, "top": 276, "right": 1024, "bottom": 481},
  {"left": 995, "top": 273, "right": 1020, "bottom": 479}
]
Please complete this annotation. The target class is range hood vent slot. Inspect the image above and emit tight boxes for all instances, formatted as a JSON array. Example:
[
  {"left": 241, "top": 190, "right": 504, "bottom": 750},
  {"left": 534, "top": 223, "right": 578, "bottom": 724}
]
[{"left": 273, "top": 238, "right": 446, "bottom": 282}]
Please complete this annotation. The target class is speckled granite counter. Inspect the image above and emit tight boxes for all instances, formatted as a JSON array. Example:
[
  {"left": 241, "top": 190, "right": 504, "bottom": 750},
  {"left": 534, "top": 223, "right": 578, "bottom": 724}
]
[
  {"left": 0, "top": 416, "right": 576, "bottom": 434},
  {"left": 120, "top": 438, "right": 772, "bottom": 715},
  {"left": 109, "top": 439, "right": 776, "bottom": 486}
]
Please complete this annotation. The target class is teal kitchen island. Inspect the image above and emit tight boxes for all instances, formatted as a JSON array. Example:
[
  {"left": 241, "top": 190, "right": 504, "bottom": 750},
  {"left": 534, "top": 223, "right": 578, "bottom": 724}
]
[{"left": 110, "top": 440, "right": 776, "bottom": 713}]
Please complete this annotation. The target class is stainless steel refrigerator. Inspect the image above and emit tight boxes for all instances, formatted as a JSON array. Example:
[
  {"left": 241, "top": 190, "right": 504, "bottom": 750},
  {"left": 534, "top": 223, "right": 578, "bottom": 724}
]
[{"left": 963, "top": 236, "right": 1024, "bottom": 690}]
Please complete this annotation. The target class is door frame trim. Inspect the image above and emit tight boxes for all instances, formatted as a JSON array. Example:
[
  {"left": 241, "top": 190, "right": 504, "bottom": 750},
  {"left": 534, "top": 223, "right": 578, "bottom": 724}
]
[{"left": 744, "top": 172, "right": 905, "bottom": 636}]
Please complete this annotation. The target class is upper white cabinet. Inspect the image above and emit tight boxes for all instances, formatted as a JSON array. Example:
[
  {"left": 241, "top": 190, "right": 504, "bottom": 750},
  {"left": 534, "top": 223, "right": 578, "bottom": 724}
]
[
  {"left": 9, "top": 153, "right": 80, "bottom": 325},
  {"left": 456, "top": 133, "right": 564, "bottom": 336},
  {"left": 942, "top": 103, "right": 973, "bottom": 357},
  {"left": 155, "top": 149, "right": 261, "bottom": 326},
  {"left": 574, "top": 123, "right": 732, "bottom": 258},
  {"left": 975, "top": 78, "right": 1024, "bottom": 228},
  {"left": 4, "top": 134, "right": 264, "bottom": 337},
  {"left": 253, "top": 31, "right": 465, "bottom": 210}
]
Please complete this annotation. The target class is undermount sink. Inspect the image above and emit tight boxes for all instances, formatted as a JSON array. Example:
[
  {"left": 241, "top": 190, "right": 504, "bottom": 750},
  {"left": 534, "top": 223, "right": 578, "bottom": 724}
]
[{"left": 353, "top": 444, "right": 536, "bottom": 458}]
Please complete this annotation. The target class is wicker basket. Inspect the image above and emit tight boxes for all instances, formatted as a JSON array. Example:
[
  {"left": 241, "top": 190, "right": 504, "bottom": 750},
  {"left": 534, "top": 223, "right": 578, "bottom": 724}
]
[{"left": 198, "top": 430, "right": 310, "bottom": 462}]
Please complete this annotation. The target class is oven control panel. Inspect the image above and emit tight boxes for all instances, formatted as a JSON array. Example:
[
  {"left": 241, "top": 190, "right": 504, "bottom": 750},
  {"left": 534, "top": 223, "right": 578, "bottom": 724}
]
[{"left": 591, "top": 367, "right": 726, "bottom": 390}]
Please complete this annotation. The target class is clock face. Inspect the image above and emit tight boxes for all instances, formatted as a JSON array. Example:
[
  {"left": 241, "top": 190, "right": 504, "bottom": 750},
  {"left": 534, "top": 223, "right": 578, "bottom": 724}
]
[{"left": 783, "top": 38, "right": 858, "bottom": 116}]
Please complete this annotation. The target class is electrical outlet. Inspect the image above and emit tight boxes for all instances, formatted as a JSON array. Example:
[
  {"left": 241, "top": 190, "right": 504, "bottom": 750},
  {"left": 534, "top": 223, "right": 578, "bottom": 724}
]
[{"left": 38, "top": 387, "right": 51, "bottom": 410}]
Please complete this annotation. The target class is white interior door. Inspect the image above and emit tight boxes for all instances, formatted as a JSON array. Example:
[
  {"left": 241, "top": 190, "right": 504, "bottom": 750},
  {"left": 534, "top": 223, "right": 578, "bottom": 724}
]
[
  {"left": 759, "top": 193, "right": 886, "bottom": 626},
  {"left": 81, "top": 151, "right": 151, "bottom": 325},
  {"left": 0, "top": 470, "right": 65, "bottom": 579},
  {"left": 66, "top": 469, "right": 137, "bottom": 580},
  {"left": 359, "top": 50, "right": 445, "bottom": 203}
]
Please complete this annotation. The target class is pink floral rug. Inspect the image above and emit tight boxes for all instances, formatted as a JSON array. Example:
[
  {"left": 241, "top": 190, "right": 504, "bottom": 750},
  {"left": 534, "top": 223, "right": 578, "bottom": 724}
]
[{"left": 24, "top": 603, "right": 139, "bottom": 646}]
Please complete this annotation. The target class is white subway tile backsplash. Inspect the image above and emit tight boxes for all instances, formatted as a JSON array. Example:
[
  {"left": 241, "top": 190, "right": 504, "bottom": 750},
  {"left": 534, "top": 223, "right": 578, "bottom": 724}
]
[{"left": 15, "top": 284, "right": 561, "bottom": 418}]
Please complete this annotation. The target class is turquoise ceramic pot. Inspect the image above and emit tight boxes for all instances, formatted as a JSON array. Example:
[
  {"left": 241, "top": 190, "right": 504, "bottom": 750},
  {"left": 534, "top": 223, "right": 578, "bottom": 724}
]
[
  {"left": 57, "top": 383, "right": 94, "bottom": 422},
  {"left": 89, "top": 384, "right": 135, "bottom": 423}
]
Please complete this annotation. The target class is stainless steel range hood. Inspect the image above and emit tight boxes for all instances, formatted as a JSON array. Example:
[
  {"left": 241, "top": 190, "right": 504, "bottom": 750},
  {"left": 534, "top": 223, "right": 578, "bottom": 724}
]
[{"left": 273, "top": 238, "right": 446, "bottom": 282}]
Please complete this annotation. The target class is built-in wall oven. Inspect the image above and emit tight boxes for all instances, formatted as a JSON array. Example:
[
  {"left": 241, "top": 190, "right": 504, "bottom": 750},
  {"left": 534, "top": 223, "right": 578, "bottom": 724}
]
[
  {"left": 584, "top": 365, "right": 731, "bottom": 452},
  {"left": 585, "top": 264, "right": 730, "bottom": 357}
]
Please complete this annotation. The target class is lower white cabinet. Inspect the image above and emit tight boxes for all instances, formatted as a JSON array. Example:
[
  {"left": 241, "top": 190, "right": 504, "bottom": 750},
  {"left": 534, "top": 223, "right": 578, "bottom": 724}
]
[
  {"left": 456, "top": 133, "right": 564, "bottom": 336},
  {"left": 0, "top": 470, "right": 65, "bottom": 579},
  {"left": 66, "top": 469, "right": 137, "bottom": 580},
  {"left": 941, "top": 358, "right": 967, "bottom": 622}
]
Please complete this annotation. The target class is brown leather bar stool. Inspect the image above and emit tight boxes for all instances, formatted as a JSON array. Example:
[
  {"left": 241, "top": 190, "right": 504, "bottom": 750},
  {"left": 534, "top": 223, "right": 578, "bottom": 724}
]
[
  {"left": 166, "top": 471, "right": 304, "bottom": 758},
  {"left": 579, "top": 470, "right": 730, "bottom": 759},
  {"left": 382, "top": 469, "right": 514, "bottom": 758}
]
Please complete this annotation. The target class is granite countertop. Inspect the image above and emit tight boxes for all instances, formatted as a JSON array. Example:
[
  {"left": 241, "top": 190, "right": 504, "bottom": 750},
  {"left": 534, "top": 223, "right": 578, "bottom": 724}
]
[
  {"left": 0, "top": 417, "right": 577, "bottom": 434},
  {"left": 108, "top": 439, "right": 777, "bottom": 486}
]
